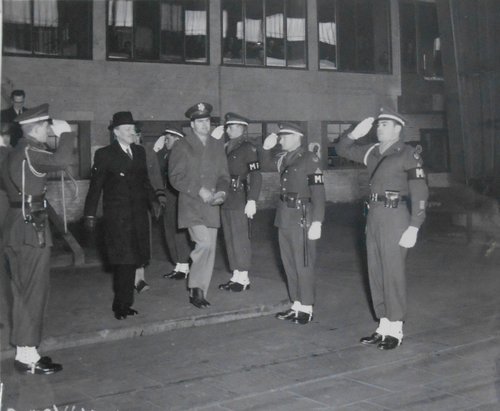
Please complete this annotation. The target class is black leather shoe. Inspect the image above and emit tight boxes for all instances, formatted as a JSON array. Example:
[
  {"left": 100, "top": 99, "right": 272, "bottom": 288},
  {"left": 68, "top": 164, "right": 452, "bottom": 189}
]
[
  {"left": 126, "top": 307, "right": 138, "bottom": 316},
  {"left": 275, "top": 309, "right": 297, "bottom": 321},
  {"left": 377, "top": 336, "right": 401, "bottom": 350},
  {"left": 292, "top": 311, "right": 313, "bottom": 325},
  {"left": 218, "top": 281, "right": 250, "bottom": 292},
  {"left": 135, "top": 280, "right": 150, "bottom": 293},
  {"left": 360, "top": 332, "right": 384, "bottom": 345},
  {"left": 163, "top": 270, "right": 187, "bottom": 280},
  {"left": 14, "top": 356, "right": 63, "bottom": 375},
  {"left": 190, "top": 288, "right": 210, "bottom": 308}
]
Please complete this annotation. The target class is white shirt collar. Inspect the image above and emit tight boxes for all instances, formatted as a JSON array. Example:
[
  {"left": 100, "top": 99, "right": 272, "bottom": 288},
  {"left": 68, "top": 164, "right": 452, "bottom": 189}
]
[{"left": 118, "top": 140, "right": 131, "bottom": 153}]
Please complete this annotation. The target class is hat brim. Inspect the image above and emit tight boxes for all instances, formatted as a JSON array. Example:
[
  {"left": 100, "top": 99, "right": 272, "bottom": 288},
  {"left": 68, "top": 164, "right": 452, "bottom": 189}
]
[
  {"left": 164, "top": 130, "right": 184, "bottom": 138},
  {"left": 376, "top": 115, "right": 405, "bottom": 126},
  {"left": 226, "top": 120, "right": 249, "bottom": 126},
  {"left": 277, "top": 129, "right": 304, "bottom": 137},
  {"left": 108, "top": 121, "right": 137, "bottom": 130}
]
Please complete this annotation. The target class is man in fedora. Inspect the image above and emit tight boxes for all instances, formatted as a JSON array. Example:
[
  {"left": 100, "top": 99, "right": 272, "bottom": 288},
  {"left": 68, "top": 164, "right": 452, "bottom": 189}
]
[
  {"left": 84, "top": 111, "right": 160, "bottom": 320},
  {"left": 168, "top": 103, "right": 230, "bottom": 308}
]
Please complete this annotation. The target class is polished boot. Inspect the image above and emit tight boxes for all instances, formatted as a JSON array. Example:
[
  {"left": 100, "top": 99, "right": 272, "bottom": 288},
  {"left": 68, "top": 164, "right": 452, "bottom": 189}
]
[
  {"left": 218, "top": 281, "right": 250, "bottom": 292},
  {"left": 377, "top": 335, "right": 401, "bottom": 350},
  {"left": 189, "top": 288, "right": 210, "bottom": 308},
  {"left": 164, "top": 270, "right": 187, "bottom": 280},
  {"left": 275, "top": 309, "right": 297, "bottom": 321},
  {"left": 360, "top": 332, "right": 383, "bottom": 345},
  {"left": 14, "top": 356, "right": 63, "bottom": 375},
  {"left": 292, "top": 311, "right": 313, "bottom": 325}
]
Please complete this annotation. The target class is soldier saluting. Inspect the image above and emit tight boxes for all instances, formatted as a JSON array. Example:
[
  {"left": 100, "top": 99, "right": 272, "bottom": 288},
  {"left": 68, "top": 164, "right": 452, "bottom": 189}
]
[
  {"left": 335, "top": 107, "right": 429, "bottom": 350},
  {"left": 1, "top": 104, "right": 75, "bottom": 374},
  {"left": 217, "top": 112, "right": 262, "bottom": 292},
  {"left": 263, "top": 123, "right": 325, "bottom": 325}
]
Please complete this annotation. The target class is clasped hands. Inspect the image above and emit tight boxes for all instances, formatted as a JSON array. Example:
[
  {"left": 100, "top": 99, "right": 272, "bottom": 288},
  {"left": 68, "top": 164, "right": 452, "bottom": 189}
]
[{"left": 199, "top": 187, "right": 226, "bottom": 206}]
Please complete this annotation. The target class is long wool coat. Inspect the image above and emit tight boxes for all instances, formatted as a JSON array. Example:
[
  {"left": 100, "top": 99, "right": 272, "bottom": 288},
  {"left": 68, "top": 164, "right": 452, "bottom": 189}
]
[{"left": 84, "top": 140, "right": 156, "bottom": 266}]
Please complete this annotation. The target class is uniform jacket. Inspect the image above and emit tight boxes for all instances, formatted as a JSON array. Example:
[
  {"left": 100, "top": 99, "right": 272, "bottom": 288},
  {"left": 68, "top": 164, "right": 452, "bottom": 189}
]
[
  {"left": 222, "top": 138, "right": 262, "bottom": 210},
  {"left": 1, "top": 133, "right": 76, "bottom": 247},
  {"left": 168, "top": 130, "right": 230, "bottom": 228},
  {"left": 336, "top": 134, "right": 429, "bottom": 227},
  {"left": 274, "top": 147, "right": 326, "bottom": 228},
  {"left": 84, "top": 140, "right": 156, "bottom": 265},
  {"left": 1, "top": 106, "right": 28, "bottom": 147}
]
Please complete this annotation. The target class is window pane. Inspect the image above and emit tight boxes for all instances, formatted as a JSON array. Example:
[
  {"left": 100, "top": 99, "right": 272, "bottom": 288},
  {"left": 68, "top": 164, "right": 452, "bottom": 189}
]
[
  {"left": 245, "top": 0, "right": 264, "bottom": 66},
  {"left": 286, "top": 0, "right": 306, "bottom": 68},
  {"left": 222, "top": 0, "right": 243, "bottom": 64},
  {"left": 3, "top": 0, "right": 32, "bottom": 54},
  {"left": 160, "top": 1, "right": 184, "bottom": 62},
  {"left": 266, "top": 0, "right": 285, "bottom": 67},
  {"left": 418, "top": 2, "right": 442, "bottom": 78},
  {"left": 59, "top": 1, "right": 92, "bottom": 58},
  {"left": 134, "top": 0, "right": 159, "bottom": 60},
  {"left": 108, "top": 0, "right": 133, "bottom": 59},
  {"left": 318, "top": 0, "right": 336, "bottom": 69},
  {"left": 184, "top": 0, "right": 208, "bottom": 63},
  {"left": 400, "top": 1, "right": 417, "bottom": 73}
]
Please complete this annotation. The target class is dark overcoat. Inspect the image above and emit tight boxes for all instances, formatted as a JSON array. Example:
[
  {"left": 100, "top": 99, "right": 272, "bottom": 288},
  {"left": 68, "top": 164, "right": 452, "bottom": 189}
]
[
  {"left": 84, "top": 140, "right": 156, "bottom": 266},
  {"left": 168, "top": 130, "right": 230, "bottom": 229}
]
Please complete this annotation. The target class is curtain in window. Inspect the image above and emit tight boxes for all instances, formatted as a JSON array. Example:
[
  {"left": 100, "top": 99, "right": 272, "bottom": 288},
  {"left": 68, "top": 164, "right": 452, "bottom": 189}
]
[
  {"left": 266, "top": 14, "right": 283, "bottom": 39},
  {"left": 319, "top": 22, "right": 336, "bottom": 45},
  {"left": 34, "top": 0, "right": 58, "bottom": 27},
  {"left": 222, "top": 10, "right": 228, "bottom": 38},
  {"left": 108, "top": 0, "right": 133, "bottom": 27},
  {"left": 3, "top": 0, "right": 31, "bottom": 24},
  {"left": 185, "top": 10, "right": 206, "bottom": 36},
  {"left": 237, "top": 19, "right": 262, "bottom": 43},
  {"left": 161, "top": 3, "right": 182, "bottom": 31},
  {"left": 286, "top": 17, "right": 305, "bottom": 41}
]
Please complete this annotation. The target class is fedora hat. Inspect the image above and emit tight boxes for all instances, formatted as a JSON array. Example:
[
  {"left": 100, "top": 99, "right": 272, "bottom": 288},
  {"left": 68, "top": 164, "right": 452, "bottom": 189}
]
[{"left": 108, "top": 111, "right": 137, "bottom": 130}]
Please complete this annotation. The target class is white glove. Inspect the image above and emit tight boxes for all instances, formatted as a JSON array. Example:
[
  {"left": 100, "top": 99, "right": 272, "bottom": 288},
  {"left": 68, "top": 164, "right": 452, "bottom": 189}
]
[
  {"left": 211, "top": 125, "right": 225, "bottom": 140},
  {"left": 153, "top": 135, "right": 166, "bottom": 152},
  {"left": 349, "top": 117, "right": 374, "bottom": 140},
  {"left": 308, "top": 221, "right": 322, "bottom": 240},
  {"left": 51, "top": 119, "right": 71, "bottom": 137},
  {"left": 263, "top": 133, "right": 278, "bottom": 150},
  {"left": 399, "top": 226, "right": 419, "bottom": 248},
  {"left": 244, "top": 200, "right": 257, "bottom": 219}
]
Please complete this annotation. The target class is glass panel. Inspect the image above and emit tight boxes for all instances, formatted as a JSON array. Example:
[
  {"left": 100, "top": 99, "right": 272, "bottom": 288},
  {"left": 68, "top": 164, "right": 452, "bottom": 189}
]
[
  {"left": 160, "top": 0, "right": 184, "bottom": 62},
  {"left": 372, "top": 0, "right": 390, "bottom": 73},
  {"left": 134, "top": 0, "right": 159, "bottom": 60},
  {"left": 286, "top": 0, "right": 306, "bottom": 68},
  {"left": 245, "top": 0, "right": 264, "bottom": 66},
  {"left": 184, "top": 0, "right": 208, "bottom": 63},
  {"left": 108, "top": 0, "right": 133, "bottom": 59},
  {"left": 318, "top": 0, "right": 336, "bottom": 69},
  {"left": 418, "top": 2, "right": 442, "bottom": 79},
  {"left": 58, "top": 1, "right": 92, "bottom": 58},
  {"left": 222, "top": 0, "right": 243, "bottom": 64},
  {"left": 400, "top": 1, "right": 417, "bottom": 73},
  {"left": 265, "top": 0, "right": 285, "bottom": 67},
  {"left": 3, "top": 0, "right": 32, "bottom": 54}
]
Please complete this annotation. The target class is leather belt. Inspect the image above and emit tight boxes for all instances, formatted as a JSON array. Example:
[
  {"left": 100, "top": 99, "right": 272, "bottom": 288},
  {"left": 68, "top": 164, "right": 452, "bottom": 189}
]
[
  {"left": 10, "top": 201, "right": 47, "bottom": 209},
  {"left": 369, "top": 193, "right": 408, "bottom": 202}
]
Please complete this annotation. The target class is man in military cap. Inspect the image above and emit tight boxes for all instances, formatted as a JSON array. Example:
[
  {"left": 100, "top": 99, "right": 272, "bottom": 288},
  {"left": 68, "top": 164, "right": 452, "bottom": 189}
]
[
  {"left": 1, "top": 104, "right": 74, "bottom": 374},
  {"left": 168, "top": 103, "right": 230, "bottom": 308},
  {"left": 150, "top": 125, "right": 192, "bottom": 280},
  {"left": 263, "top": 122, "right": 325, "bottom": 324},
  {"left": 215, "top": 112, "right": 262, "bottom": 292},
  {"left": 84, "top": 111, "right": 159, "bottom": 320},
  {"left": 335, "top": 107, "right": 429, "bottom": 350}
]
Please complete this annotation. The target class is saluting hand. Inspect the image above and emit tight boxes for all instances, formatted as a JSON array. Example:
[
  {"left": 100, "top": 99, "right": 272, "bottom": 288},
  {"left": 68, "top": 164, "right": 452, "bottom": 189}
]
[
  {"left": 349, "top": 117, "right": 374, "bottom": 140},
  {"left": 263, "top": 133, "right": 278, "bottom": 150},
  {"left": 51, "top": 119, "right": 71, "bottom": 137}
]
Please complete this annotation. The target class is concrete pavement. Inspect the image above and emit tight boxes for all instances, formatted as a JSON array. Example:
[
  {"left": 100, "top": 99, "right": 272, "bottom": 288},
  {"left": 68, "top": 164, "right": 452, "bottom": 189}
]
[{"left": 1, "top": 203, "right": 500, "bottom": 410}]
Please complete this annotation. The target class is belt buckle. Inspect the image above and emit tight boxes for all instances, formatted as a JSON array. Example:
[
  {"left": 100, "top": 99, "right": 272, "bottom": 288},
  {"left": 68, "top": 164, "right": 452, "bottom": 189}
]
[
  {"left": 384, "top": 190, "right": 400, "bottom": 208},
  {"left": 370, "top": 193, "right": 378, "bottom": 202}
]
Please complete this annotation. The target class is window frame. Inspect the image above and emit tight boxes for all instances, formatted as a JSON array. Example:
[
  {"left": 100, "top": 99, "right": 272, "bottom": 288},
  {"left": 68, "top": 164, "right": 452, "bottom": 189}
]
[
  {"left": 220, "top": 0, "right": 308, "bottom": 70},
  {"left": 106, "top": 0, "right": 210, "bottom": 65},
  {"left": 2, "top": 0, "right": 93, "bottom": 60},
  {"left": 317, "top": 0, "right": 392, "bottom": 74},
  {"left": 322, "top": 120, "right": 367, "bottom": 169}
]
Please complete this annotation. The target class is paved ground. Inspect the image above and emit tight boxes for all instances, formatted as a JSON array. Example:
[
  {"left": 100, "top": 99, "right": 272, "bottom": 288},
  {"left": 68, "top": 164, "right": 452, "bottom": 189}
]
[{"left": 1, "top": 203, "right": 500, "bottom": 411}]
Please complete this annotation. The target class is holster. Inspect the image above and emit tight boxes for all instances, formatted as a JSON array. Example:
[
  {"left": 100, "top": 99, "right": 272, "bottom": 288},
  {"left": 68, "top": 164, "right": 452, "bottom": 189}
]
[{"left": 25, "top": 202, "right": 48, "bottom": 247}]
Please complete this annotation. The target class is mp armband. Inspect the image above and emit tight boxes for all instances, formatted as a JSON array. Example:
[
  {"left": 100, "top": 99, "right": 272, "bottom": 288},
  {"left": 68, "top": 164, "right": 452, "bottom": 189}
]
[
  {"left": 407, "top": 167, "right": 426, "bottom": 180},
  {"left": 247, "top": 161, "right": 261, "bottom": 172},
  {"left": 307, "top": 173, "right": 324, "bottom": 185}
]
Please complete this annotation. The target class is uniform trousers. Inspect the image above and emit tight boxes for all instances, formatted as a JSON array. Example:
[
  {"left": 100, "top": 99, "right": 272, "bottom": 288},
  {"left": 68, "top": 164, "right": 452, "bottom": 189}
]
[
  {"left": 5, "top": 245, "right": 51, "bottom": 347},
  {"left": 366, "top": 204, "right": 409, "bottom": 321},
  {"left": 162, "top": 200, "right": 191, "bottom": 265},
  {"left": 112, "top": 264, "right": 136, "bottom": 311},
  {"left": 278, "top": 224, "right": 317, "bottom": 306},
  {"left": 187, "top": 225, "right": 218, "bottom": 295},
  {"left": 221, "top": 208, "right": 251, "bottom": 271}
]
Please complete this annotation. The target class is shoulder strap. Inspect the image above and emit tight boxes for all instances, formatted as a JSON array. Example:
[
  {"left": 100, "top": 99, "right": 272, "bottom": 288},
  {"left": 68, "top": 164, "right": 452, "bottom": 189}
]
[{"left": 369, "top": 155, "right": 389, "bottom": 182}]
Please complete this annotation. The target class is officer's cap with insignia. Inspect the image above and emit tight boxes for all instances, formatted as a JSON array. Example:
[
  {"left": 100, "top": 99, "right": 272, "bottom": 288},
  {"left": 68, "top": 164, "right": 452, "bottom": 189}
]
[
  {"left": 277, "top": 122, "right": 304, "bottom": 137},
  {"left": 164, "top": 124, "right": 185, "bottom": 139},
  {"left": 376, "top": 107, "right": 406, "bottom": 127},
  {"left": 224, "top": 112, "right": 249, "bottom": 127},
  {"left": 185, "top": 102, "right": 213, "bottom": 120},
  {"left": 15, "top": 103, "right": 52, "bottom": 125}
]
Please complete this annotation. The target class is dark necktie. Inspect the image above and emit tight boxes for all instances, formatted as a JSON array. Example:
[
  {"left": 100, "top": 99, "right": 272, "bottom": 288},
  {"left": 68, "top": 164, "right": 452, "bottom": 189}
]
[{"left": 126, "top": 147, "right": 133, "bottom": 160}]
